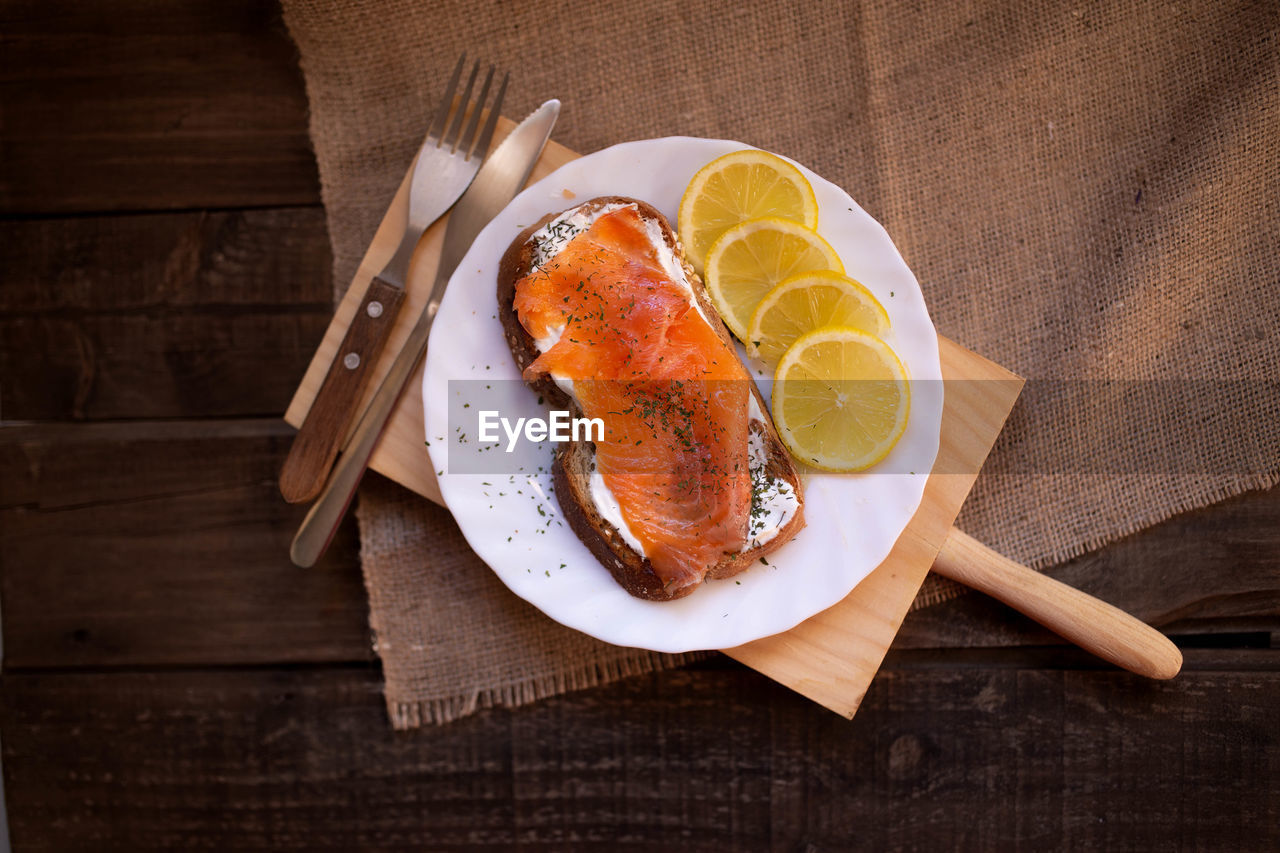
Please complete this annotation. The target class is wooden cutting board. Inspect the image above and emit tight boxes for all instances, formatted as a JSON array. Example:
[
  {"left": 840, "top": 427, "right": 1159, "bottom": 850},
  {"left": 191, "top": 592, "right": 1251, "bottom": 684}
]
[{"left": 285, "top": 120, "right": 1023, "bottom": 719}]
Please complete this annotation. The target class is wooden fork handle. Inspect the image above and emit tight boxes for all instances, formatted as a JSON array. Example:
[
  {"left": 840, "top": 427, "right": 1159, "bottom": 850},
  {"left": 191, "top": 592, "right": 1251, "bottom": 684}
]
[
  {"left": 279, "top": 276, "right": 406, "bottom": 504},
  {"left": 933, "top": 527, "right": 1183, "bottom": 679}
]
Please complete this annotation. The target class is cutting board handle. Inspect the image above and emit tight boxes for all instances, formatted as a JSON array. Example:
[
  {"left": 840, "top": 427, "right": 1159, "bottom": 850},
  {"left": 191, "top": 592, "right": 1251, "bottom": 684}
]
[{"left": 933, "top": 528, "right": 1182, "bottom": 679}]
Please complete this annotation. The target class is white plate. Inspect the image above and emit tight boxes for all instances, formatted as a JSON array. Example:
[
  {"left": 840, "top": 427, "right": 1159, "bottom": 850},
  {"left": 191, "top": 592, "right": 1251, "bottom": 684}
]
[{"left": 423, "top": 137, "right": 942, "bottom": 652}]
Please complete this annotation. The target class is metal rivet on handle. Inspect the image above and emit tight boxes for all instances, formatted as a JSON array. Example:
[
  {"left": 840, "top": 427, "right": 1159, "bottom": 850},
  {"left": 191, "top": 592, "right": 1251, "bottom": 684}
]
[
  {"left": 343, "top": 352, "right": 360, "bottom": 370},
  {"left": 367, "top": 301, "right": 384, "bottom": 318}
]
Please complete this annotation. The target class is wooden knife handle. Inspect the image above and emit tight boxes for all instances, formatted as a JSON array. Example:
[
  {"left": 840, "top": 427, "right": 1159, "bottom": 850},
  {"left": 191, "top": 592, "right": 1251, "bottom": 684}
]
[
  {"left": 279, "top": 276, "right": 406, "bottom": 504},
  {"left": 932, "top": 527, "right": 1183, "bottom": 680}
]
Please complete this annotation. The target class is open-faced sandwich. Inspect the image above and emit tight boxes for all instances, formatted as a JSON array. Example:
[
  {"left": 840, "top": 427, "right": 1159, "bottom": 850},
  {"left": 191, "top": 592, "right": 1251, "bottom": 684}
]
[{"left": 498, "top": 197, "right": 805, "bottom": 601}]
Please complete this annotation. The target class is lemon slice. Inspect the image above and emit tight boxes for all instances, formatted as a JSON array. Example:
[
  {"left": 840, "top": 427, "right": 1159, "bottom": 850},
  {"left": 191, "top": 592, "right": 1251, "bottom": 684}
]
[
  {"left": 747, "top": 271, "right": 890, "bottom": 364},
  {"left": 678, "top": 149, "right": 818, "bottom": 274},
  {"left": 705, "top": 218, "right": 843, "bottom": 341},
  {"left": 772, "top": 327, "right": 910, "bottom": 472}
]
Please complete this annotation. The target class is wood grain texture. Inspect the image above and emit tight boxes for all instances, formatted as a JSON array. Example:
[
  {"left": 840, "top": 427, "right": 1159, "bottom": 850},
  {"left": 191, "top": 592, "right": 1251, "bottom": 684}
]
[
  {"left": 0, "top": 208, "right": 332, "bottom": 420},
  {"left": 0, "top": 0, "right": 319, "bottom": 213},
  {"left": 2, "top": 659, "right": 1275, "bottom": 850},
  {"left": 2, "top": 3, "right": 1277, "bottom": 849},
  {"left": 2, "top": 414, "right": 1276, "bottom": 672},
  {"left": 0, "top": 420, "right": 372, "bottom": 668},
  {"left": 279, "top": 276, "right": 406, "bottom": 503}
]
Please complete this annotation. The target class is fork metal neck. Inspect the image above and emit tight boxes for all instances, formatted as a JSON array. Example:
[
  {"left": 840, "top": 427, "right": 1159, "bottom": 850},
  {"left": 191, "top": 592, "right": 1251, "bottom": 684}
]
[{"left": 379, "top": 232, "right": 419, "bottom": 288}]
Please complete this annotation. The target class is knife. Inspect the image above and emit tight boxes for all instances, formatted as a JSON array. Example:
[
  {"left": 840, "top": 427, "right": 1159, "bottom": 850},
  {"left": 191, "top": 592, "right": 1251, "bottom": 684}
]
[
  {"left": 279, "top": 62, "right": 506, "bottom": 505},
  {"left": 289, "top": 99, "right": 562, "bottom": 568}
]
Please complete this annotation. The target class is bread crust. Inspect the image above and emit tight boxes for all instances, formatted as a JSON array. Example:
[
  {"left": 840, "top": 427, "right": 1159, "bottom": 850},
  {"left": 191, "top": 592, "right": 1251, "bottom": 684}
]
[{"left": 497, "top": 196, "right": 805, "bottom": 601}]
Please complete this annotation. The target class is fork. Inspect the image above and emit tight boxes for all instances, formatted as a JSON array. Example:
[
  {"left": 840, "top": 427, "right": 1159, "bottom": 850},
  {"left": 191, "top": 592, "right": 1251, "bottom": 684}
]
[{"left": 280, "top": 55, "right": 508, "bottom": 504}]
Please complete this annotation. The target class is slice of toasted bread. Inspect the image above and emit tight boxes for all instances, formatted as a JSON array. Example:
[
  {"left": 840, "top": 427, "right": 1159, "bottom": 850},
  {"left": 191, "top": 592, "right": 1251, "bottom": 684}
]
[{"left": 497, "top": 196, "right": 804, "bottom": 601}]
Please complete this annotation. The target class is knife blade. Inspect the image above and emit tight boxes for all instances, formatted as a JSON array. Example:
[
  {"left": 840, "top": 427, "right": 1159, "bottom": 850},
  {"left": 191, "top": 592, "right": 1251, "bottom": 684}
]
[
  {"left": 279, "top": 60, "right": 507, "bottom": 505},
  {"left": 289, "top": 99, "right": 562, "bottom": 568}
]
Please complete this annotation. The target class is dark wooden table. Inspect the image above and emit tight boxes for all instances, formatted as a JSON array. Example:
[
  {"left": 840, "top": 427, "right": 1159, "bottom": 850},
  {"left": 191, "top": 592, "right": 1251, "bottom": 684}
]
[{"left": 2, "top": 2, "right": 1277, "bottom": 849}]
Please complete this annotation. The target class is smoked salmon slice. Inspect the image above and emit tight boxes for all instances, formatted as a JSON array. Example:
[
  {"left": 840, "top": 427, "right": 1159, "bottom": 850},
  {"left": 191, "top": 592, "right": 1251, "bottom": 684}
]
[{"left": 513, "top": 205, "right": 752, "bottom": 592}]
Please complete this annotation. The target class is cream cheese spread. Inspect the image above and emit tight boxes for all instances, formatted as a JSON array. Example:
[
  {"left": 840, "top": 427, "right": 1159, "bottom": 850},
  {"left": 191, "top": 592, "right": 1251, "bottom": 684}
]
[{"left": 588, "top": 465, "right": 645, "bottom": 553}]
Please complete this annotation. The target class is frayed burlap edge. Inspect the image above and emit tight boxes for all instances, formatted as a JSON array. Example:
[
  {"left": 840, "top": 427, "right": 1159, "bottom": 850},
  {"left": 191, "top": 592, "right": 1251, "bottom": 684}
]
[{"left": 388, "top": 649, "right": 713, "bottom": 728}]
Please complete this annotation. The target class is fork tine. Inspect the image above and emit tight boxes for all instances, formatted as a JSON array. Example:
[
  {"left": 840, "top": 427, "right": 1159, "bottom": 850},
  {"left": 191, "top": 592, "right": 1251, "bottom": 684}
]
[
  {"left": 427, "top": 54, "right": 466, "bottom": 143},
  {"left": 444, "top": 60, "right": 480, "bottom": 152},
  {"left": 458, "top": 65, "right": 495, "bottom": 160},
  {"left": 471, "top": 71, "right": 509, "bottom": 162}
]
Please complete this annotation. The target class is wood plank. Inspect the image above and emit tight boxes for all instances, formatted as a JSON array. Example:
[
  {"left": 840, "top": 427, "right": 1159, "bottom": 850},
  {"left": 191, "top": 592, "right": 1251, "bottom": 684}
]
[
  {"left": 897, "top": 482, "right": 1280, "bottom": 650},
  {"left": 0, "top": 207, "right": 333, "bottom": 419},
  {"left": 4, "top": 414, "right": 1268, "bottom": 670},
  {"left": 0, "top": 419, "right": 372, "bottom": 668},
  {"left": 0, "top": 0, "right": 319, "bottom": 213},
  {"left": 2, "top": 658, "right": 1275, "bottom": 849}
]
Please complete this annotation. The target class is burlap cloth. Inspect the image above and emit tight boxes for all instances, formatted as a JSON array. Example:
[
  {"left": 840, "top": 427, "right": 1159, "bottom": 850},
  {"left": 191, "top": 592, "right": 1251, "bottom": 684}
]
[{"left": 281, "top": 0, "right": 1280, "bottom": 727}]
